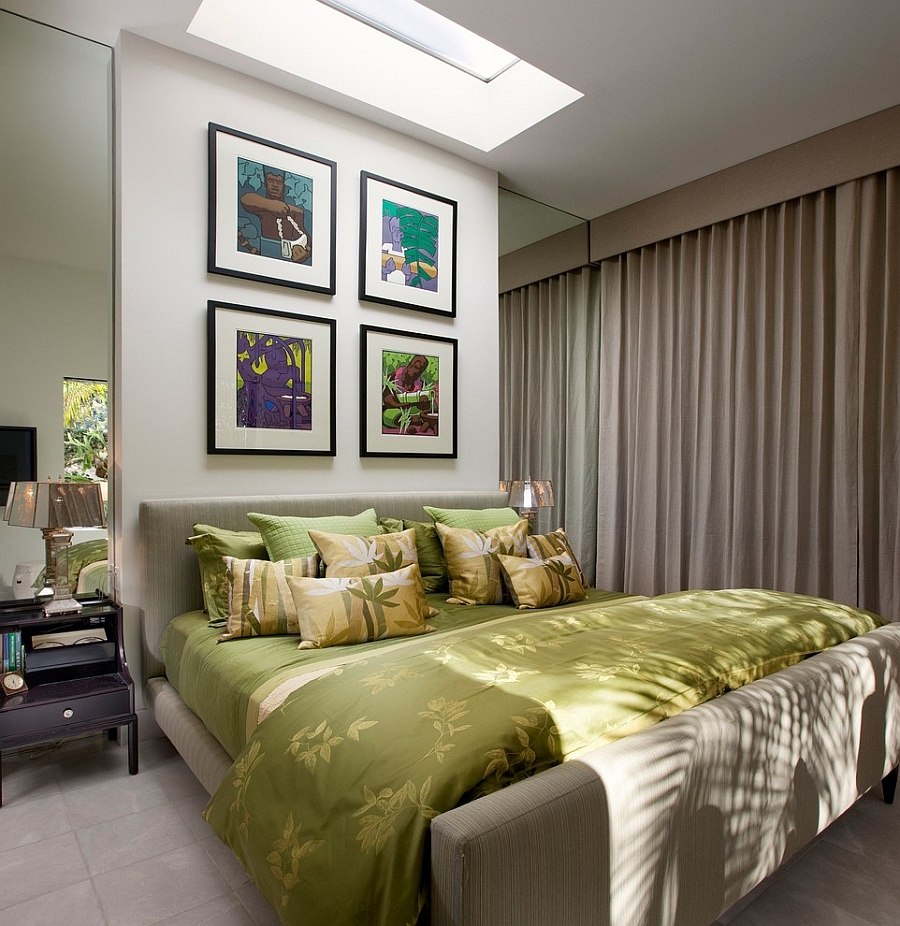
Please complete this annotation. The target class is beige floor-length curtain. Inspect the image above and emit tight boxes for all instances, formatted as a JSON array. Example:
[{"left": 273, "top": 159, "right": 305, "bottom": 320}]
[
  {"left": 501, "top": 167, "right": 899, "bottom": 618},
  {"left": 499, "top": 268, "right": 602, "bottom": 582}
]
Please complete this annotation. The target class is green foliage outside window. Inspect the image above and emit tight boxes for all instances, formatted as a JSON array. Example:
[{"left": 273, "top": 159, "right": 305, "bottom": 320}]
[{"left": 63, "top": 379, "right": 108, "bottom": 481}]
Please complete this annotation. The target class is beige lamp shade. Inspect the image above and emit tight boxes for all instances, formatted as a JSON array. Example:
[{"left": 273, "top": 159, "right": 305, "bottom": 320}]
[
  {"left": 6, "top": 481, "right": 106, "bottom": 530},
  {"left": 505, "top": 478, "right": 554, "bottom": 511}
]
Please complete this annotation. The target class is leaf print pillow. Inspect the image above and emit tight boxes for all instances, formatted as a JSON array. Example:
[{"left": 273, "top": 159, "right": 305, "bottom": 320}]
[
  {"left": 526, "top": 528, "right": 586, "bottom": 586},
  {"left": 497, "top": 553, "right": 586, "bottom": 610},
  {"left": 287, "top": 564, "right": 436, "bottom": 648},
  {"left": 309, "top": 528, "right": 419, "bottom": 578},
  {"left": 435, "top": 520, "right": 529, "bottom": 605},
  {"left": 218, "top": 555, "right": 320, "bottom": 641}
]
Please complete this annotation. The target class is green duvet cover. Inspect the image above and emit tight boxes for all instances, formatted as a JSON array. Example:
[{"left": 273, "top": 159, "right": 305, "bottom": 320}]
[{"left": 201, "top": 588, "right": 883, "bottom": 926}]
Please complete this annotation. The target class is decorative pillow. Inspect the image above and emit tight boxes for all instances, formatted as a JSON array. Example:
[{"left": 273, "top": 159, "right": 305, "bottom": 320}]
[
  {"left": 218, "top": 555, "right": 320, "bottom": 641},
  {"left": 378, "top": 516, "right": 448, "bottom": 592},
  {"left": 424, "top": 505, "right": 521, "bottom": 532},
  {"left": 526, "top": 528, "right": 586, "bottom": 585},
  {"left": 497, "top": 553, "right": 586, "bottom": 610},
  {"left": 435, "top": 519, "right": 530, "bottom": 605},
  {"left": 286, "top": 564, "right": 435, "bottom": 649},
  {"left": 309, "top": 528, "right": 418, "bottom": 577},
  {"left": 247, "top": 509, "right": 379, "bottom": 560},
  {"left": 187, "top": 524, "right": 268, "bottom": 624}
]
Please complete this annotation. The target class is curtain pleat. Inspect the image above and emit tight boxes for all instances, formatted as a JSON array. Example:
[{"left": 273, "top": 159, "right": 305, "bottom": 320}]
[{"left": 501, "top": 166, "right": 900, "bottom": 619}]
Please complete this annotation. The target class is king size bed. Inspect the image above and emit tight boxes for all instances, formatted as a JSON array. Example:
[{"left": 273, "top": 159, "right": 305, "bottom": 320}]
[{"left": 139, "top": 490, "right": 900, "bottom": 926}]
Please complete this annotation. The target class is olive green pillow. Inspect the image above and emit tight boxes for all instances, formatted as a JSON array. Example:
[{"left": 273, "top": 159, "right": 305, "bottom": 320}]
[
  {"left": 186, "top": 524, "right": 268, "bottom": 625},
  {"left": 424, "top": 505, "right": 521, "bottom": 532},
  {"left": 247, "top": 509, "right": 379, "bottom": 560},
  {"left": 435, "top": 519, "right": 530, "bottom": 605},
  {"left": 526, "top": 528, "right": 586, "bottom": 586},
  {"left": 497, "top": 553, "right": 586, "bottom": 610},
  {"left": 218, "top": 555, "right": 320, "bottom": 641},
  {"left": 378, "top": 516, "right": 448, "bottom": 593},
  {"left": 286, "top": 564, "right": 435, "bottom": 649}
]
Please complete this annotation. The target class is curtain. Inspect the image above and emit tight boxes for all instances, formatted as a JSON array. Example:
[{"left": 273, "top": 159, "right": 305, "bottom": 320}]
[
  {"left": 500, "top": 167, "right": 900, "bottom": 618},
  {"left": 499, "top": 269, "right": 602, "bottom": 582}
]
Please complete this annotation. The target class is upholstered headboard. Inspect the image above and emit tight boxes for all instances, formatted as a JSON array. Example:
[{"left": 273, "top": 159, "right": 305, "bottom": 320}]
[{"left": 138, "top": 490, "right": 509, "bottom": 680}]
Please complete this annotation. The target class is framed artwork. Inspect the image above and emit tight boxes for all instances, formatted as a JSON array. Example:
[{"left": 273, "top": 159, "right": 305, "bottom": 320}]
[
  {"left": 0, "top": 426, "right": 37, "bottom": 505},
  {"left": 359, "top": 325, "right": 457, "bottom": 458},
  {"left": 208, "top": 123, "right": 337, "bottom": 294},
  {"left": 208, "top": 301, "right": 336, "bottom": 455},
  {"left": 358, "top": 171, "right": 457, "bottom": 317}
]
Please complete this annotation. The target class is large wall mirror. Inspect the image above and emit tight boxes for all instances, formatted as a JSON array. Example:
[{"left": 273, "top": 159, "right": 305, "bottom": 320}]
[{"left": 0, "top": 11, "right": 113, "bottom": 599}]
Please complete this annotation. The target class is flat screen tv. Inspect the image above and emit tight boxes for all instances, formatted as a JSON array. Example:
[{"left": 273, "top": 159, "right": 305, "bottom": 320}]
[{"left": 0, "top": 426, "right": 37, "bottom": 506}]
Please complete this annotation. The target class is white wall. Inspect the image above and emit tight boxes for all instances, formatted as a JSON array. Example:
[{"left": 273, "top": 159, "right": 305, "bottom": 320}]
[{"left": 115, "top": 34, "right": 500, "bottom": 688}]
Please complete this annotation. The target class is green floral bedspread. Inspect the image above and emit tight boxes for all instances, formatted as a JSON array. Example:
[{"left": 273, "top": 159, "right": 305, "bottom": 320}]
[{"left": 203, "top": 588, "right": 883, "bottom": 926}]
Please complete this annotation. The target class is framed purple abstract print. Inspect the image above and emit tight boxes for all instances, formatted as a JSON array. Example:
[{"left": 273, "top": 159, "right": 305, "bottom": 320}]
[
  {"left": 208, "top": 302, "right": 336, "bottom": 455},
  {"left": 359, "top": 325, "right": 457, "bottom": 458},
  {"left": 208, "top": 124, "right": 336, "bottom": 294},
  {"left": 358, "top": 172, "right": 457, "bottom": 317}
]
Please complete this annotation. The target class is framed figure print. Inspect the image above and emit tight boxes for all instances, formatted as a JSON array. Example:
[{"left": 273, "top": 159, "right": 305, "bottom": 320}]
[
  {"left": 208, "top": 302, "right": 336, "bottom": 455},
  {"left": 360, "top": 325, "right": 457, "bottom": 458},
  {"left": 208, "top": 124, "right": 336, "bottom": 294},
  {"left": 359, "top": 172, "right": 457, "bottom": 316}
]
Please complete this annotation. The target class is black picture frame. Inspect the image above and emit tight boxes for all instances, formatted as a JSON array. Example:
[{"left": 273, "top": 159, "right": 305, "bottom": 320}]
[
  {"left": 208, "top": 123, "right": 337, "bottom": 294},
  {"left": 358, "top": 171, "right": 457, "bottom": 317},
  {"left": 0, "top": 426, "right": 37, "bottom": 505},
  {"left": 208, "top": 301, "right": 337, "bottom": 456},
  {"left": 359, "top": 324, "right": 457, "bottom": 458}
]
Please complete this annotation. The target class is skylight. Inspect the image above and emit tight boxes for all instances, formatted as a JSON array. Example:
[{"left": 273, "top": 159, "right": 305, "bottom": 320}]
[
  {"left": 188, "top": 0, "right": 583, "bottom": 152},
  {"left": 318, "top": 0, "right": 519, "bottom": 83}
]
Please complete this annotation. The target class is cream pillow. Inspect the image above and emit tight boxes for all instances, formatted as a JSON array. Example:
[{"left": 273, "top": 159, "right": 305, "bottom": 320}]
[
  {"left": 287, "top": 564, "right": 434, "bottom": 648},
  {"left": 435, "top": 519, "right": 529, "bottom": 605},
  {"left": 218, "top": 555, "right": 319, "bottom": 641},
  {"left": 497, "top": 553, "right": 586, "bottom": 610},
  {"left": 309, "top": 528, "right": 419, "bottom": 577}
]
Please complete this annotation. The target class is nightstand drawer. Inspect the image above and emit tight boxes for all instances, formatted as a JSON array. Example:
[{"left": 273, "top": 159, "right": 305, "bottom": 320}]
[{"left": 0, "top": 688, "right": 132, "bottom": 741}]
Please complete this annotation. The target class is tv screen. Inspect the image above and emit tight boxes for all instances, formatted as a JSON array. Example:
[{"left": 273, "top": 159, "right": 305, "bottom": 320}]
[{"left": 0, "top": 426, "right": 37, "bottom": 506}]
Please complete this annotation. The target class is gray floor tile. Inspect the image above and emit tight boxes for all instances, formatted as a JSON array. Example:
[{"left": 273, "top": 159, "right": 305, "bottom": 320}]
[
  {"left": 148, "top": 758, "right": 209, "bottom": 801},
  {"left": 235, "top": 879, "right": 284, "bottom": 926},
  {"left": 155, "top": 891, "right": 256, "bottom": 926},
  {"left": 200, "top": 833, "right": 252, "bottom": 886},
  {"left": 75, "top": 802, "right": 197, "bottom": 876},
  {"left": 93, "top": 842, "right": 230, "bottom": 926},
  {"left": 173, "top": 791, "right": 216, "bottom": 840},
  {"left": 0, "top": 878, "right": 106, "bottom": 926},
  {"left": 0, "top": 749, "right": 62, "bottom": 805},
  {"left": 61, "top": 766, "right": 170, "bottom": 828},
  {"left": 0, "top": 831, "right": 88, "bottom": 910},
  {"left": 0, "top": 790, "right": 72, "bottom": 850}
]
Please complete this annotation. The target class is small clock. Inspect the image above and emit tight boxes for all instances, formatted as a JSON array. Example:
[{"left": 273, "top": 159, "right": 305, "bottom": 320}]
[{"left": 1, "top": 671, "right": 28, "bottom": 697}]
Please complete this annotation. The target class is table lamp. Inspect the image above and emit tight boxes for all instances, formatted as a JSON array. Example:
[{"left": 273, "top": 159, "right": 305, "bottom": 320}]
[
  {"left": 5, "top": 480, "right": 107, "bottom": 615},
  {"left": 503, "top": 477, "right": 554, "bottom": 523}
]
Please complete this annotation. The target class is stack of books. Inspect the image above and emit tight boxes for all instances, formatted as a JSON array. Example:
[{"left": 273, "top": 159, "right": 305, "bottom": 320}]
[{"left": 1, "top": 628, "right": 24, "bottom": 675}]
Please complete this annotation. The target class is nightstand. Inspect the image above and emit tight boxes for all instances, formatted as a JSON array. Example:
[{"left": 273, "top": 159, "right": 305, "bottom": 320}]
[{"left": 0, "top": 597, "right": 138, "bottom": 806}]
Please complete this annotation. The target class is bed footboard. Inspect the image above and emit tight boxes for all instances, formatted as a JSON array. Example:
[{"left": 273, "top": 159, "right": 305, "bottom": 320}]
[{"left": 430, "top": 623, "right": 900, "bottom": 926}]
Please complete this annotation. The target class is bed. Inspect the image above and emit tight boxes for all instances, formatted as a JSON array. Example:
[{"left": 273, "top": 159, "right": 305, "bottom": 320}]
[{"left": 139, "top": 491, "right": 900, "bottom": 926}]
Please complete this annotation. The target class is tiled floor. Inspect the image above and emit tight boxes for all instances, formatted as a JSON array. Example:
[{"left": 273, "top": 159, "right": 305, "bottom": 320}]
[{"left": 1, "top": 719, "right": 898, "bottom": 925}]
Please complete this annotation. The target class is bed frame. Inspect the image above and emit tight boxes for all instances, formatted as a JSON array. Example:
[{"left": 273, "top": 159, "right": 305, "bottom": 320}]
[{"left": 140, "top": 491, "right": 900, "bottom": 926}]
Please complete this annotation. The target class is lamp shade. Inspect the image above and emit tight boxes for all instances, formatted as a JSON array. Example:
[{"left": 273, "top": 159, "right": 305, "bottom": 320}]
[
  {"left": 506, "top": 478, "right": 554, "bottom": 510},
  {"left": 6, "top": 481, "right": 107, "bottom": 530}
]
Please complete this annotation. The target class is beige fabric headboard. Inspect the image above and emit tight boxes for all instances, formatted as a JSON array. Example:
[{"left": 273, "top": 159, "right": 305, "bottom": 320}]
[{"left": 139, "top": 490, "right": 509, "bottom": 679}]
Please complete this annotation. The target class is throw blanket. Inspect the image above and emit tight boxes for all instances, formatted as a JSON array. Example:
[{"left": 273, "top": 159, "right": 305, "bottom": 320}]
[{"left": 203, "top": 588, "right": 883, "bottom": 925}]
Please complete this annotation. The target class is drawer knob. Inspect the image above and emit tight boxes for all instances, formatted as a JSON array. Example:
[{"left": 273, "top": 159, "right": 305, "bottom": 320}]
[{"left": 63, "top": 709, "right": 74, "bottom": 719}]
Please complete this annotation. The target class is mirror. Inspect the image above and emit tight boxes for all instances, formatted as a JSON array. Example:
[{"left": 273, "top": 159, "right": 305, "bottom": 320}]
[{"left": 0, "top": 12, "right": 113, "bottom": 599}]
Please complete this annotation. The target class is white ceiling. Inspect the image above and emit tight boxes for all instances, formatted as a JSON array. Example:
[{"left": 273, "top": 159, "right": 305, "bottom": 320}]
[{"left": 5, "top": 0, "right": 900, "bottom": 226}]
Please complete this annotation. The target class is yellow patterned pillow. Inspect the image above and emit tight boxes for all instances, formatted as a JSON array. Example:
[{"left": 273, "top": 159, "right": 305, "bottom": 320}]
[
  {"left": 435, "top": 519, "right": 530, "bottom": 605},
  {"left": 309, "top": 528, "right": 419, "bottom": 577},
  {"left": 497, "top": 553, "right": 586, "bottom": 610},
  {"left": 526, "top": 528, "right": 586, "bottom": 585},
  {"left": 286, "top": 564, "right": 435, "bottom": 648},
  {"left": 218, "top": 555, "right": 319, "bottom": 641}
]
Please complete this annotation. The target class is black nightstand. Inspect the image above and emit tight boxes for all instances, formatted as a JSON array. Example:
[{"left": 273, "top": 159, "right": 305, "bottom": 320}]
[{"left": 0, "top": 597, "right": 137, "bottom": 806}]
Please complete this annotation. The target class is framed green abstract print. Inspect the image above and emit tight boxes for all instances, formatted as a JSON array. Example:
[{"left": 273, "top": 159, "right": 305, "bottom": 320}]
[
  {"left": 208, "top": 124, "right": 336, "bottom": 294},
  {"left": 359, "top": 324, "right": 457, "bottom": 458},
  {"left": 208, "top": 301, "right": 336, "bottom": 455},
  {"left": 358, "top": 172, "right": 457, "bottom": 317}
]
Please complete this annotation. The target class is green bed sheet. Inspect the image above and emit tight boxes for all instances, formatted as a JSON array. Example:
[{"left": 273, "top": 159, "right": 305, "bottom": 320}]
[{"left": 195, "top": 588, "right": 883, "bottom": 926}]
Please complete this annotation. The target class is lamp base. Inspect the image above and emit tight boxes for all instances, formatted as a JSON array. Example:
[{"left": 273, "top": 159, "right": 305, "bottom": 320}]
[{"left": 43, "top": 594, "right": 83, "bottom": 616}]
